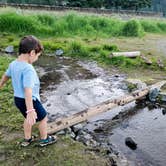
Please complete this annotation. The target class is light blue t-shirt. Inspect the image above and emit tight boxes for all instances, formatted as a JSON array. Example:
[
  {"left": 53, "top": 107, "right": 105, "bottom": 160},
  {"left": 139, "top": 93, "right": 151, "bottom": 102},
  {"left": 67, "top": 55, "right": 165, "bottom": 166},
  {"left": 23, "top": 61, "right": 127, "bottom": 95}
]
[{"left": 5, "top": 60, "right": 40, "bottom": 101}]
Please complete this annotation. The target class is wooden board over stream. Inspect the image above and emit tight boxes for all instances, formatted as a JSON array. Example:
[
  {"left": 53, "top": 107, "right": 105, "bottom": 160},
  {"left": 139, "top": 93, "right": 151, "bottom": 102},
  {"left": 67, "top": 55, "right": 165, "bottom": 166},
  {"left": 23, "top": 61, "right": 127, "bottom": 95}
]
[{"left": 47, "top": 81, "right": 166, "bottom": 134}]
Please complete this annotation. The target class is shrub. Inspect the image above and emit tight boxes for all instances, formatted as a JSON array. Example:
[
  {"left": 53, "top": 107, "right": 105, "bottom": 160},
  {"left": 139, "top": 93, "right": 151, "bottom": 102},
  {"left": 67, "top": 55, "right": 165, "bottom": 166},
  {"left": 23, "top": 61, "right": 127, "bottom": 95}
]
[
  {"left": 122, "top": 20, "right": 144, "bottom": 37},
  {"left": 68, "top": 41, "right": 89, "bottom": 57},
  {"left": 141, "top": 20, "right": 161, "bottom": 33}
]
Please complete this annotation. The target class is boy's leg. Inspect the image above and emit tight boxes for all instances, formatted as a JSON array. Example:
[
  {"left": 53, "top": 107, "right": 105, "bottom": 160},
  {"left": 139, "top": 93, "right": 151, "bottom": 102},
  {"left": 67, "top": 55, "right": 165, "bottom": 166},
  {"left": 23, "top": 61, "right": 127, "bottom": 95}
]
[
  {"left": 38, "top": 116, "right": 48, "bottom": 139},
  {"left": 24, "top": 119, "right": 33, "bottom": 139}
]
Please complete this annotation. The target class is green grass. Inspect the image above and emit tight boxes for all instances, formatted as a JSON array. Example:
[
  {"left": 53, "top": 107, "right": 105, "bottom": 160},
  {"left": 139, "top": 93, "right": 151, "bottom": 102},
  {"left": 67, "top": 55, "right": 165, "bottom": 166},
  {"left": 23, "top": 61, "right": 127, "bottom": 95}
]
[{"left": 1, "top": 9, "right": 166, "bottom": 38}]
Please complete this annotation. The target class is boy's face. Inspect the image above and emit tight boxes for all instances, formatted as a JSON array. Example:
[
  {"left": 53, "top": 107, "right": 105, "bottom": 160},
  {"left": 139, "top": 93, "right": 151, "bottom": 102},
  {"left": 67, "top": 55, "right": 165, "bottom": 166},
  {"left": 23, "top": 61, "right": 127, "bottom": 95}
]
[{"left": 29, "top": 50, "right": 41, "bottom": 64}]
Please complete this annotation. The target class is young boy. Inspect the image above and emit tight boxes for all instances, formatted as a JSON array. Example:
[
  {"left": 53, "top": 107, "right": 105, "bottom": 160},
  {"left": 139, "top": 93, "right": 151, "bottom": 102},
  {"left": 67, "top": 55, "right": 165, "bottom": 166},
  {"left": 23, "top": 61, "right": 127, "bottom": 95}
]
[{"left": 0, "top": 35, "right": 56, "bottom": 147}]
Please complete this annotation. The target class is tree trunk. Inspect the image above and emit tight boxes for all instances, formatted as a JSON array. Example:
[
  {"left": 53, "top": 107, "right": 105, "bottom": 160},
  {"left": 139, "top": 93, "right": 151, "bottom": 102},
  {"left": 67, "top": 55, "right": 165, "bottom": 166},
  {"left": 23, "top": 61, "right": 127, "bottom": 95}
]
[
  {"left": 111, "top": 51, "right": 141, "bottom": 58},
  {"left": 47, "top": 81, "right": 166, "bottom": 134}
]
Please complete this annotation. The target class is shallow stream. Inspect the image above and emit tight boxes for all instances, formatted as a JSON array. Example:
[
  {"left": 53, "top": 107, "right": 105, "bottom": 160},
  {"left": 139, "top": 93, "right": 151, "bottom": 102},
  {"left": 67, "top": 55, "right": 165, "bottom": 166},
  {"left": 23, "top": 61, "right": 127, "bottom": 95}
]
[{"left": 36, "top": 55, "right": 166, "bottom": 166}]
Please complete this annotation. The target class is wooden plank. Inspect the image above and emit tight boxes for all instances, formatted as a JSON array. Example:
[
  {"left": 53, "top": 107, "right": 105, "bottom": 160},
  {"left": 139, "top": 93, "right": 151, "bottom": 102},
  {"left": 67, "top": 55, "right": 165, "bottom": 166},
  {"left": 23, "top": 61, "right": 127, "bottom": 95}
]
[
  {"left": 47, "top": 81, "right": 166, "bottom": 134},
  {"left": 111, "top": 51, "right": 141, "bottom": 58}
]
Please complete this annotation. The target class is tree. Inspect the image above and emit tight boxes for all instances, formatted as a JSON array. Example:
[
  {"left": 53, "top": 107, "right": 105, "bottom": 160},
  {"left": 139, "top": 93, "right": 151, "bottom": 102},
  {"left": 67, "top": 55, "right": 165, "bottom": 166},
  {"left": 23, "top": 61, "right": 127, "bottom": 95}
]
[
  {"left": 6, "top": 0, "right": 152, "bottom": 11},
  {"left": 66, "top": 0, "right": 105, "bottom": 8},
  {"left": 106, "top": 0, "right": 123, "bottom": 9},
  {"left": 106, "top": 0, "right": 152, "bottom": 11}
]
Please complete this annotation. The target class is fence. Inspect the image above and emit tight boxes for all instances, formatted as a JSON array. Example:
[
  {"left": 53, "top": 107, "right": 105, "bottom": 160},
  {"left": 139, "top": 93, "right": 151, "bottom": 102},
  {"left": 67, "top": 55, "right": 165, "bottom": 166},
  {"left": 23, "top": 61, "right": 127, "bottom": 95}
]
[{"left": 0, "top": 3, "right": 163, "bottom": 18}]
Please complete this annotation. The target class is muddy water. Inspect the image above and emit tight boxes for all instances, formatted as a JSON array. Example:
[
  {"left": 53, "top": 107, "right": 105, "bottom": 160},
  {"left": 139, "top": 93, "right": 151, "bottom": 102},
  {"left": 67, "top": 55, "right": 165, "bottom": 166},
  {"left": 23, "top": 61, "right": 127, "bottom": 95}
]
[
  {"left": 36, "top": 55, "right": 166, "bottom": 166},
  {"left": 36, "top": 56, "right": 127, "bottom": 119}
]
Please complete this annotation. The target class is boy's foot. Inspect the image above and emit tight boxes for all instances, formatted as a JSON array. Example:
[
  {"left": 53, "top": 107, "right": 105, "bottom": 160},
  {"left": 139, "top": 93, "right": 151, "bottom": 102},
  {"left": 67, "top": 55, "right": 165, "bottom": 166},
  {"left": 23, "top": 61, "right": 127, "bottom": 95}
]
[
  {"left": 20, "top": 136, "right": 35, "bottom": 147},
  {"left": 39, "top": 135, "right": 57, "bottom": 147}
]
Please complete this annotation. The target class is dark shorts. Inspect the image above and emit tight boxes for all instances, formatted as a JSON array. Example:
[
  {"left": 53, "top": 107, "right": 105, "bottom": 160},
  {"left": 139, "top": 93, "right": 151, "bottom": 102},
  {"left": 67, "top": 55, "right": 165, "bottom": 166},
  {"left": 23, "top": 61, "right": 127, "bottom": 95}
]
[{"left": 14, "top": 97, "right": 47, "bottom": 122}]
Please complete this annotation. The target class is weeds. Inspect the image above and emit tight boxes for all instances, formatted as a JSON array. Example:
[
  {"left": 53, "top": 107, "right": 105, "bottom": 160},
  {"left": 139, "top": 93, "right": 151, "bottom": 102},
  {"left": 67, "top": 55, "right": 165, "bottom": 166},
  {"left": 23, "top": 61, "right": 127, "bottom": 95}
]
[{"left": 1, "top": 10, "right": 166, "bottom": 38}]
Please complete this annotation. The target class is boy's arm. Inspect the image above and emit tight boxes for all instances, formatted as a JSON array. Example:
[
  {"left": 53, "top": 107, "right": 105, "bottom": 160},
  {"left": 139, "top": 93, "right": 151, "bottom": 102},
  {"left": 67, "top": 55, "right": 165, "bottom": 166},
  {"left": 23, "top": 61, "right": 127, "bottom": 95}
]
[
  {"left": 0, "top": 74, "right": 10, "bottom": 89},
  {"left": 24, "top": 87, "right": 37, "bottom": 125}
]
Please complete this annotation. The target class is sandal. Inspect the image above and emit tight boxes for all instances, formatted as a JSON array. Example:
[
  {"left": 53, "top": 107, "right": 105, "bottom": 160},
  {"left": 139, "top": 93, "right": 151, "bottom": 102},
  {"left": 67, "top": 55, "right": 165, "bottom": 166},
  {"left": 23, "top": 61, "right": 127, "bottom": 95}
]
[
  {"left": 20, "top": 136, "right": 35, "bottom": 147},
  {"left": 39, "top": 135, "right": 57, "bottom": 147}
]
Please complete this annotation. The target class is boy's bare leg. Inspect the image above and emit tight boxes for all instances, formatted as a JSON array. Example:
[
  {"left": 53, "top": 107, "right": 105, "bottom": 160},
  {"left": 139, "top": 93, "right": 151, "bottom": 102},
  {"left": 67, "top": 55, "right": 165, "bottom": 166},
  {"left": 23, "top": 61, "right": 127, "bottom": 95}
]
[
  {"left": 38, "top": 117, "right": 47, "bottom": 139},
  {"left": 23, "top": 119, "right": 32, "bottom": 139}
]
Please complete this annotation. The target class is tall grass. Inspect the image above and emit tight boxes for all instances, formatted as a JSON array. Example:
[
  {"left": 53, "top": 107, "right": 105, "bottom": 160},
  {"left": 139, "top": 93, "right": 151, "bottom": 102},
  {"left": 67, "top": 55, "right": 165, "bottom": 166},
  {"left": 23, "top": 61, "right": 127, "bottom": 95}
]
[
  {"left": 1, "top": 10, "right": 166, "bottom": 37},
  {"left": 0, "top": 12, "right": 37, "bottom": 34}
]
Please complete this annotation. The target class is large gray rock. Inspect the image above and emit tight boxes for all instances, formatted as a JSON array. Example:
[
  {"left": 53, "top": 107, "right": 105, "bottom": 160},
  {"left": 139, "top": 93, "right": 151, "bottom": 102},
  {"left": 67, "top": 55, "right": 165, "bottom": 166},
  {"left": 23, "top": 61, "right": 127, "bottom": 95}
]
[
  {"left": 55, "top": 49, "right": 64, "bottom": 56},
  {"left": 148, "top": 88, "right": 160, "bottom": 102},
  {"left": 5, "top": 46, "right": 14, "bottom": 54}
]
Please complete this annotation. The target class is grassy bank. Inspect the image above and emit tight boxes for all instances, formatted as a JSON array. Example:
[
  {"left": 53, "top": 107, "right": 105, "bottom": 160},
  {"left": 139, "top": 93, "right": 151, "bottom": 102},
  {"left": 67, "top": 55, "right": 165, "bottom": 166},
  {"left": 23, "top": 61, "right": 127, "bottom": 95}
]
[{"left": 1, "top": 33, "right": 166, "bottom": 73}]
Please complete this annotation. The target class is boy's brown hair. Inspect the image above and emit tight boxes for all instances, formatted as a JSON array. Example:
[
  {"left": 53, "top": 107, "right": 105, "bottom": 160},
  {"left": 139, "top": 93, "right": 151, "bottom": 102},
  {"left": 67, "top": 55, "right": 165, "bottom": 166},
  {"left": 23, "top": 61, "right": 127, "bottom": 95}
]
[{"left": 19, "top": 35, "right": 43, "bottom": 55}]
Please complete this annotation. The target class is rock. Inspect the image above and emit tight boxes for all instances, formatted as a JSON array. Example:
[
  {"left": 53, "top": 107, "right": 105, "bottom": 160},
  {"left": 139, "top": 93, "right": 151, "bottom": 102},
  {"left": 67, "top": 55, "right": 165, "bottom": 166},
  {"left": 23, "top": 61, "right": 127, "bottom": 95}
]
[
  {"left": 56, "top": 127, "right": 72, "bottom": 135},
  {"left": 47, "top": 103, "right": 51, "bottom": 107},
  {"left": 114, "top": 74, "right": 119, "bottom": 78},
  {"left": 64, "top": 127, "right": 72, "bottom": 134},
  {"left": 93, "top": 127, "right": 104, "bottom": 133},
  {"left": 70, "top": 132, "right": 76, "bottom": 139},
  {"left": 162, "top": 109, "right": 166, "bottom": 115},
  {"left": 148, "top": 88, "right": 160, "bottom": 102},
  {"left": 56, "top": 130, "right": 66, "bottom": 135},
  {"left": 55, "top": 49, "right": 64, "bottom": 56},
  {"left": 157, "top": 58, "right": 164, "bottom": 68},
  {"left": 75, "top": 130, "right": 99, "bottom": 147},
  {"left": 158, "top": 93, "right": 166, "bottom": 102},
  {"left": 126, "top": 79, "right": 147, "bottom": 90},
  {"left": 76, "top": 134, "right": 99, "bottom": 147},
  {"left": 125, "top": 137, "right": 137, "bottom": 150},
  {"left": 71, "top": 123, "right": 84, "bottom": 133},
  {"left": 5, "top": 45, "right": 14, "bottom": 54},
  {"left": 119, "top": 83, "right": 128, "bottom": 91}
]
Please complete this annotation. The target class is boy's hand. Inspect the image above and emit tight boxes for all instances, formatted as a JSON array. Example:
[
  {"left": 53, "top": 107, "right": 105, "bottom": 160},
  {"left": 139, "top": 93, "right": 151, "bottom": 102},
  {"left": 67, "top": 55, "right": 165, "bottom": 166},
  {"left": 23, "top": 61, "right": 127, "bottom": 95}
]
[
  {"left": 0, "top": 74, "right": 10, "bottom": 89},
  {"left": 26, "top": 111, "right": 37, "bottom": 126}
]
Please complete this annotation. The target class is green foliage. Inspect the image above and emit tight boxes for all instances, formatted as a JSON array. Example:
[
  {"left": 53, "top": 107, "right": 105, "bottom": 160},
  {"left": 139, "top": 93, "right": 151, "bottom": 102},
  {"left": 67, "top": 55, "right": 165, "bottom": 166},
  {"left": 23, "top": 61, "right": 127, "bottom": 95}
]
[
  {"left": 68, "top": 41, "right": 89, "bottom": 57},
  {"left": 157, "top": 22, "right": 166, "bottom": 32},
  {"left": 0, "top": 12, "right": 37, "bottom": 34},
  {"left": 122, "top": 20, "right": 144, "bottom": 37},
  {"left": 36, "top": 14, "right": 55, "bottom": 26},
  {"left": 6, "top": 0, "right": 152, "bottom": 11},
  {"left": 42, "top": 40, "right": 66, "bottom": 52},
  {"left": 140, "top": 20, "right": 161, "bottom": 33},
  {"left": 107, "top": 0, "right": 152, "bottom": 10},
  {"left": 108, "top": 56, "right": 144, "bottom": 68},
  {"left": 1, "top": 10, "right": 166, "bottom": 37},
  {"left": 102, "top": 44, "right": 119, "bottom": 51},
  {"left": 0, "top": 11, "right": 136, "bottom": 37}
]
